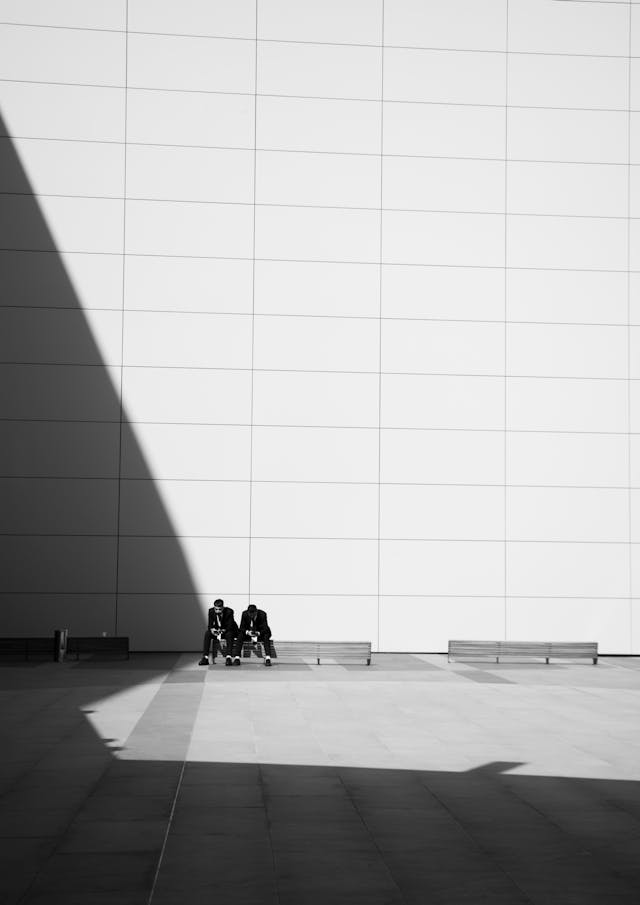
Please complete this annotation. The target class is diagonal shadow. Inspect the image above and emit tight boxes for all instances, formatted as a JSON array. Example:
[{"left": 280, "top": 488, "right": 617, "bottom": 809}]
[{"left": 0, "top": 112, "right": 206, "bottom": 650}]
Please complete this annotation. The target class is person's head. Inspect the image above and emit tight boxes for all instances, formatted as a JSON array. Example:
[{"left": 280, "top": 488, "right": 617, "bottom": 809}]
[
  {"left": 213, "top": 599, "right": 224, "bottom": 615},
  {"left": 247, "top": 604, "right": 257, "bottom": 615}
]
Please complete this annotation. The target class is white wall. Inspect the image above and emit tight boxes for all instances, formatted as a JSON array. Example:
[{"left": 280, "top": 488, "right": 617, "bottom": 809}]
[{"left": 1, "top": 0, "right": 638, "bottom": 652}]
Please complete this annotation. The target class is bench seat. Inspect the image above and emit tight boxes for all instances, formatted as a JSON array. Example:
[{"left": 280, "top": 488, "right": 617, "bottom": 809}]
[
  {"left": 242, "top": 640, "right": 371, "bottom": 665},
  {"left": 448, "top": 640, "right": 598, "bottom": 664},
  {"left": 0, "top": 637, "right": 56, "bottom": 660}
]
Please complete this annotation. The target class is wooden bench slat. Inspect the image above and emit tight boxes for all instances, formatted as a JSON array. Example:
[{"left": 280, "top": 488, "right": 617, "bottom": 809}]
[
  {"left": 448, "top": 640, "right": 598, "bottom": 664},
  {"left": 241, "top": 641, "right": 371, "bottom": 665}
]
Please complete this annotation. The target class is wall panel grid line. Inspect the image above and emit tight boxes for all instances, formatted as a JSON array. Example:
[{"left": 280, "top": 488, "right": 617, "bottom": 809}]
[
  {"left": 246, "top": 0, "right": 259, "bottom": 602},
  {"left": 5, "top": 132, "right": 640, "bottom": 169},
  {"left": 2, "top": 306, "right": 638, "bottom": 329},
  {"left": 2, "top": 248, "right": 638, "bottom": 273},
  {"left": 376, "top": 1, "right": 385, "bottom": 649},
  {"left": 2, "top": 191, "right": 639, "bottom": 221},
  {"left": 113, "top": 0, "right": 129, "bottom": 635},
  {"left": 2, "top": 420, "right": 639, "bottom": 437},
  {"left": 2, "top": 20, "right": 640, "bottom": 60},
  {"left": 5, "top": 76, "right": 640, "bottom": 115},
  {"left": 627, "top": 0, "right": 634, "bottom": 638}
]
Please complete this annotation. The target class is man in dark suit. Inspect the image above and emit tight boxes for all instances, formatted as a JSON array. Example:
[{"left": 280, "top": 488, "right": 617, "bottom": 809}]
[
  {"left": 199, "top": 599, "right": 238, "bottom": 666},
  {"left": 233, "top": 604, "right": 272, "bottom": 667}
]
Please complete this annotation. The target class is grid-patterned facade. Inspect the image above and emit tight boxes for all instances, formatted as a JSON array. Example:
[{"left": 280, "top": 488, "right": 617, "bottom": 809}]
[{"left": 1, "top": 0, "right": 639, "bottom": 652}]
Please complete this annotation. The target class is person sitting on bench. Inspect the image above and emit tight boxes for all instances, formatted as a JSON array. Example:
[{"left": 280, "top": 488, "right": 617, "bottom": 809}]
[
  {"left": 233, "top": 604, "right": 272, "bottom": 667},
  {"left": 199, "top": 599, "right": 238, "bottom": 666}
]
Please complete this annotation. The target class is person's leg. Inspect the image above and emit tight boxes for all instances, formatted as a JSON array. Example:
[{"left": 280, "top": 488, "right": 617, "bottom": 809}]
[
  {"left": 232, "top": 634, "right": 243, "bottom": 665},
  {"left": 261, "top": 633, "right": 272, "bottom": 664},
  {"left": 199, "top": 630, "right": 212, "bottom": 665},
  {"left": 222, "top": 630, "right": 235, "bottom": 665}
]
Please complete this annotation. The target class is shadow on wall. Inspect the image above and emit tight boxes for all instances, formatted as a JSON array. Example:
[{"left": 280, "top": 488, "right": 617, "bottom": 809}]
[{"left": 0, "top": 113, "right": 204, "bottom": 649}]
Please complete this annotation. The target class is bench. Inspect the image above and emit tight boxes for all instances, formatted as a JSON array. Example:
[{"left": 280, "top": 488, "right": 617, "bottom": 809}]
[
  {"left": 448, "top": 640, "right": 598, "bottom": 665},
  {"left": 263, "top": 641, "right": 371, "bottom": 665},
  {"left": 0, "top": 637, "right": 56, "bottom": 660},
  {"left": 66, "top": 636, "right": 130, "bottom": 660}
]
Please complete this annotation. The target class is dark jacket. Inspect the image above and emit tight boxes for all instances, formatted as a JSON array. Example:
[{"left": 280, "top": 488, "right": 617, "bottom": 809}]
[
  {"left": 237, "top": 609, "right": 271, "bottom": 638},
  {"left": 207, "top": 606, "right": 237, "bottom": 634}
]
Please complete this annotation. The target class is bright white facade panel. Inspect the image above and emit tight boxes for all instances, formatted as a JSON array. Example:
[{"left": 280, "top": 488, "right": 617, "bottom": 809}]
[
  {"left": 256, "top": 150, "right": 380, "bottom": 209},
  {"left": 259, "top": 0, "right": 382, "bottom": 44},
  {"left": 383, "top": 211, "right": 504, "bottom": 267},
  {"left": 254, "top": 261, "right": 379, "bottom": 318},
  {"left": 256, "top": 96, "right": 380, "bottom": 154},
  {"left": 257, "top": 41, "right": 381, "bottom": 100},
  {"left": 506, "top": 216, "right": 627, "bottom": 271},
  {"left": 380, "top": 540, "right": 504, "bottom": 596},
  {"left": 122, "top": 311, "right": 252, "bottom": 369},
  {"left": 0, "top": 82, "right": 125, "bottom": 143},
  {"left": 0, "top": 24, "right": 125, "bottom": 85},
  {"left": 251, "top": 427, "right": 379, "bottom": 483},
  {"left": 126, "top": 146, "right": 254, "bottom": 203},
  {"left": 253, "top": 315, "right": 379, "bottom": 373},
  {"left": 381, "top": 265, "right": 504, "bottom": 321},
  {"left": 508, "top": 0, "right": 629, "bottom": 56},
  {"left": 255, "top": 206, "right": 380, "bottom": 263},
  {"left": 507, "top": 108, "right": 628, "bottom": 165},
  {"left": 382, "top": 375, "right": 504, "bottom": 429},
  {"left": 125, "top": 200, "right": 253, "bottom": 258},
  {"left": 507, "top": 323, "right": 627, "bottom": 379},
  {"left": 253, "top": 371, "right": 379, "bottom": 427},
  {"left": 507, "top": 161, "right": 627, "bottom": 218},
  {"left": 507, "top": 432, "right": 629, "bottom": 488},
  {"left": 383, "top": 157, "right": 505, "bottom": 213},
  {"left": 127, "top": 90, "right": 254, "bottom": 148},
  {"left": 124, "top": 256, "right": 253, "bottom": 314},
  {"left": 507, "top": 54, "right": 629, "bottom": 111},
  {"left": 250, "top": 539, "right": 378, "bottom": 595},
  {"left": 506, "top": 269, "right": 628, "bottom": 325},
  {"left": 380, "top": 429, "right": 504, "bottom": 485},
  {"left": 507, "top": 378, "right": 628, "bottom": 433},
  {"left": 382, "top": 320, "right": 503, "bottom": 376},
  {"left": 0, "top": 0, "right": 126, "bottom": 29},
  {"left": 380, "top": 485, "right": 504, "bottom": 540},
  {"left": 128, "top": 0, "right": 255, "bottom": 38},
  {"left": 251, "top": 483, "right": 378, "bottom": 539},
  {"left": 506, "top": 542, "right": 630, "bottom": 598},
  {"left": 507, "top": 487, "right": 629, "bottom": 543},
  {"left": 127, "top": 33, "right": 255, "bottom": 93},
  {"left": 384, "top": 0, "right": 507, "bottom": 52},
  {"left": 384, "top": 48, "right": 506, "bottom": 105},
  {"left": 1, "top": 249, "right": 123, "bottom": 310},
  {"left": 383, "top": 102, "right": 505, "bottom": 159}
]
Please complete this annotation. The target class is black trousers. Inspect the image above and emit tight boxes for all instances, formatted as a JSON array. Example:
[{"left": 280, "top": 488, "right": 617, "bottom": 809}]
[
  {"left": 202, "top": 629, "right": 236, "bottom": 658},
  {"left": 233, "top": 632, "right": 272, "bottom": 658}
]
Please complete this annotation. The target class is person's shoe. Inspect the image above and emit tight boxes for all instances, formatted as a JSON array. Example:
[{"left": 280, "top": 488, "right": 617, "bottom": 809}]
[
  {"left": 264, "top": 657, "right": 272, "bottom": 667},
  {"left": 233, "top": 657, "right": 241, "bottom": 666},
  {"left": 225, "top": 656, "right": 233, "bottom": 667},
  {"left": 198, "top": 657, "right": 209, "bottom": 666}
]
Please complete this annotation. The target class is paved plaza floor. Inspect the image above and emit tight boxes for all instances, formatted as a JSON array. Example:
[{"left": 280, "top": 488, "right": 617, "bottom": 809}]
[{"left": 1, "top": 651, "right": 640, "bottom": 904}]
